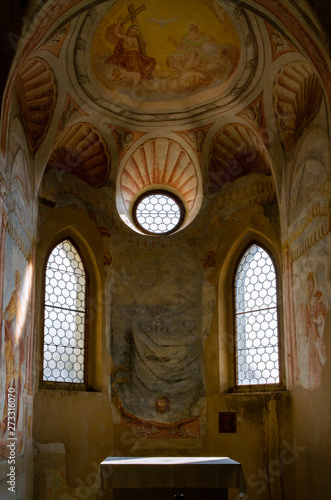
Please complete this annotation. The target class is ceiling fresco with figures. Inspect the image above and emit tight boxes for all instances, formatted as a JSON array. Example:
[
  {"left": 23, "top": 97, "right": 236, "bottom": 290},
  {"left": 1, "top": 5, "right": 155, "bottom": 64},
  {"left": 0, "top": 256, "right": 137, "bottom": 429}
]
[
  {"left": 75, "top": 0, "right": 256, "bottom": 118},
  {"left": 0, "top": 0, "right": 329, "bottom": 197},
  {"left": 90, "top": 0, "right": 240, "bottom": 105}
]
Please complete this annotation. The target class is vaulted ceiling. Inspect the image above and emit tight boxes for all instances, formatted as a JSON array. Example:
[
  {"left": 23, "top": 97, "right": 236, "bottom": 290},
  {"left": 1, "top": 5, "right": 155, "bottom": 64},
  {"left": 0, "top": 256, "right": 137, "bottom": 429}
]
[{"left": 0, "top": 0, "right": 330, "bottom": 236}]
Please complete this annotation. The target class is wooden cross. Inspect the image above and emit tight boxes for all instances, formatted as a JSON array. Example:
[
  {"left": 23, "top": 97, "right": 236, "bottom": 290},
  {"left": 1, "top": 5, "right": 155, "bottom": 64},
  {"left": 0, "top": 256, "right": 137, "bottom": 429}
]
[{"left": 120, "top": 3, "right": 146, "bottom": 56}]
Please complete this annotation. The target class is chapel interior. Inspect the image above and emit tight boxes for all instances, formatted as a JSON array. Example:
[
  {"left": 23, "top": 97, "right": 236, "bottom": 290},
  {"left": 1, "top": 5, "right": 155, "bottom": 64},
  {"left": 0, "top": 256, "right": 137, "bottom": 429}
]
[{"left": 0, "top": 0, "right": 330, "bottom": 499}]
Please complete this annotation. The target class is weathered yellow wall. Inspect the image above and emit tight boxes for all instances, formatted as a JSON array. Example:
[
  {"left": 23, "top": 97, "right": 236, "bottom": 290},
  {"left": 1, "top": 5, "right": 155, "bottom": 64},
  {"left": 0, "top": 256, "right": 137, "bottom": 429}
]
[
  {"left": 33, "top": 391, "right": 114, "bottom": 487},
  {"left": 31, "top": 188, "right": 295, "bottom": 500},
  {"left": 289, "top": 306, "right": 331, "bottom": 500},
  {"left": 32, "top": 208, "right": 114, "bottom": 493}
]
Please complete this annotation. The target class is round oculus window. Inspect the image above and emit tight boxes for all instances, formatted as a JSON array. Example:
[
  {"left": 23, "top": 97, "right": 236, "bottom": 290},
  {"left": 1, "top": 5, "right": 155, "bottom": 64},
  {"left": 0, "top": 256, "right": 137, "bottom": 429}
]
[{"left": 133, "top": 191, "right": 185, "bottom": 235}]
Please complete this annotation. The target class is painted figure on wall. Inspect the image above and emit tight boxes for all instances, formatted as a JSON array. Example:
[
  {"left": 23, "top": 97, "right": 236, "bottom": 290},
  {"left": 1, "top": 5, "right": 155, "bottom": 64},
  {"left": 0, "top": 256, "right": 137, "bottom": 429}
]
[
  {"left": 0, "top": 270, "right": 24, "bottom": 435},
  {"left": 105, "top": 18, "right": 156, "bottom": 80},
  {"left": 303, "top": 272, "right": 327, "bottom": 390}
]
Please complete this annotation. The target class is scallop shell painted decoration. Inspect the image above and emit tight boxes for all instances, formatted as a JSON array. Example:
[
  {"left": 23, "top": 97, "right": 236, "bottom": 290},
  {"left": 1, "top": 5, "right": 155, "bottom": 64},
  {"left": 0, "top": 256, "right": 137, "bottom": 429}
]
[
  {"left": 48, "top": 122, "right": 110, "bottom": 187},
  {"left": 15, "top": 57, "right": 57, "bottom": 152},
  {"left": 209, "top": 123, "right": 271, "bottom": 190},
  {"left": 120, "top": 138, "right": 198, "bottom": 210},
  {"left": 273, "top": 61, "right": 323, "bottom": 154}
]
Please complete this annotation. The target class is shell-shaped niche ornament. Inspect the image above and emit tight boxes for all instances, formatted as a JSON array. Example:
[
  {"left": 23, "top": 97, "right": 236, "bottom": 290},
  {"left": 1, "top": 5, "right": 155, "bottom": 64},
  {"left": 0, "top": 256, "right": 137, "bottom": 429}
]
[
  {"left": 120, "top": 138, "right": 198, "bottom": 210},
  {"left": 273, "top": 61, "right": 323, "bottom": 154},
  {"left": 15, "top": 57, "right": 57, "bottom": 152},
  {"left": 209, "top": 123, "right": 271, "bottom": 191},
  {"left": 118, "top": 137, "right": 202, "bottom": 236},
  {"left": 48, "top": 122, "right": 110, "bottom": 187}
]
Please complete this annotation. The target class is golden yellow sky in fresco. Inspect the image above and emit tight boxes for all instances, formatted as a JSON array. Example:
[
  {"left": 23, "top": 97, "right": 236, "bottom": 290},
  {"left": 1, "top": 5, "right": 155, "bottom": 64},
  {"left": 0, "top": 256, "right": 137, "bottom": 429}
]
[{"left": 91, "top": 0, "right": 240, "bottom": 75}]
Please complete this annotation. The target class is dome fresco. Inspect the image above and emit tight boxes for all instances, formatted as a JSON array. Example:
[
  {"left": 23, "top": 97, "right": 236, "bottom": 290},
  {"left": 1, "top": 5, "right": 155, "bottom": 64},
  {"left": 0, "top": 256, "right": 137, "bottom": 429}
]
[
  {"left": 2, "top": 0, "right": 327, "bottom": 190},
  {"left": 90, "top": 0, "right": 240, "bottom": 107}
]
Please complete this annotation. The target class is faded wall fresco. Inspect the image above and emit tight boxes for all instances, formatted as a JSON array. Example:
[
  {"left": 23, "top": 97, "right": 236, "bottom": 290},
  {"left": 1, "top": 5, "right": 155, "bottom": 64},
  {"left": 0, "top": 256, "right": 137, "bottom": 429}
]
[
  {"left": 291, "top": 229, "right": 329, "bottom": 391},
  {"left": 110, "top": 242, "right": 210, "bottom": 437},
  {"left": 0, "top": 187, "right": 35, "bottom": 458},
  {"left": 0, "top": 129, "right": 36, "bottom": 500},
  {"left": 283, "top": 127, "right": 330, "bottom": 391}
]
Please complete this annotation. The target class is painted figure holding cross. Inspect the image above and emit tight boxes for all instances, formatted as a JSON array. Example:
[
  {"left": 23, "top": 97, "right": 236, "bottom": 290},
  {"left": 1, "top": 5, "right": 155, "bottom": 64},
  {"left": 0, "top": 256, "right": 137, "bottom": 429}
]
[{"left": 105, "top": 4, "right": 156, "bottom": 80}]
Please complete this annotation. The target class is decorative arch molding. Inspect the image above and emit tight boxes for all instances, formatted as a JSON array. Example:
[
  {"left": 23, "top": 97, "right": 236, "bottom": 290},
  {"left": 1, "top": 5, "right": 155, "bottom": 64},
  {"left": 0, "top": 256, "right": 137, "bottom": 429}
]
[
  {"left": 14, "top": 57, "right": 57, "bottom": 152},
  {"left": 251, "top": 0, "right": 331, "bottom": 105},
  {"left": 5, "top": 124, "right": 36, "bottom": 253},
  {"left": 209, "top": 123, "right": 272, "bottom": 191},
  {"left": 216, "top": 226, "right": 282, "bottom": 292},
  {"left": 0, "top": 172, "right": 7, "bottom": 330},
  {"left": 47, "top": 122, "right": 111, "bottom": 187},
  {"left": 7, "top": 116, "right": 30, "bottom": 167},
  {"left": 273, "top": 61, "right": 323, "bottom": 154}
]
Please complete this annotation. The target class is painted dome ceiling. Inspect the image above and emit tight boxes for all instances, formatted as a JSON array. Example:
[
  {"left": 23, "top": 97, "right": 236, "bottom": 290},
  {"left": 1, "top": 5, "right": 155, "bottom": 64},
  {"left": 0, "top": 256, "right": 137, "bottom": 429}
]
[
  {"left": 1, "top": 0, "right": 330, "bottom": 236},
  {"left": 74, "top": 0, "right": 255, "bottom": 120},
  {"left": 88, "top": 0, "right": 241, "bottom": 111}
]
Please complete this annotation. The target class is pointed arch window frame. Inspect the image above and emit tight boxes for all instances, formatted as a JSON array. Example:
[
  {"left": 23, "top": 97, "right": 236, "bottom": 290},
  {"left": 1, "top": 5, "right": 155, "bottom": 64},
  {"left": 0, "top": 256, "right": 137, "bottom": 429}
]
[
  {"left": 232, "top": 241, "right": 283, "bottom": 390},
  {"left": 40, "top": 236, "right": 89, "bottom": 390}
]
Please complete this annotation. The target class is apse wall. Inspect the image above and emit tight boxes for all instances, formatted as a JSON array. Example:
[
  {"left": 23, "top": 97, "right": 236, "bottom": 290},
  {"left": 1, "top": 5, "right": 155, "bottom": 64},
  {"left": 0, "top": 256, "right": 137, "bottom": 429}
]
[
  {"left": 32, "top": 163, "right": 294, "bottom": 500},
  {"left": 0, "top": 0, "right": 330, "bottom": 499}
]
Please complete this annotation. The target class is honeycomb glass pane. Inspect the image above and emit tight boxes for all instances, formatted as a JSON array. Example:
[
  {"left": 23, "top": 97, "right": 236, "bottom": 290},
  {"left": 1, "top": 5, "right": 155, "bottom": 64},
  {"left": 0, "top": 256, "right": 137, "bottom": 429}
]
[
  {"left": 135, "top": 193, "right": 183, "bottom": 234},
  {"left": 235, "top": 244, "right": 279, "bottom": 385},
  {"left": 43, "top": 240, "right": 86, "bottom": 383}
]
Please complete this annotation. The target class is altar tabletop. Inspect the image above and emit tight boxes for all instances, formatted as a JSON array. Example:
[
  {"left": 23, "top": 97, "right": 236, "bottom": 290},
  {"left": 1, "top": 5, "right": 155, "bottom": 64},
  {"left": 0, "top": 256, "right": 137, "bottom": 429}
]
[{"left": 96, "top": 456, "right": 246, "bottom": 495}]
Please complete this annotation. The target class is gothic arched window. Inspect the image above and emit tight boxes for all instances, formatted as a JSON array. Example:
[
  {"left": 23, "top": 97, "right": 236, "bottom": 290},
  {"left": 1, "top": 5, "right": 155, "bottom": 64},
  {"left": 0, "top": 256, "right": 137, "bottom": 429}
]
[
  {"left": 234, "top": 243, "right": 280, "bottom": 386},
  {"left": 42, "top": 239, "right": 87, "bottom": 385}
]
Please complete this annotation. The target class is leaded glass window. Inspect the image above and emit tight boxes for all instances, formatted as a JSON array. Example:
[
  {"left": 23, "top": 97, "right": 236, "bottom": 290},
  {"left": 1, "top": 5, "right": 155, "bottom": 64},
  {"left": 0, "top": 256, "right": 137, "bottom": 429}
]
[
  {"left": 133, "top": 191, "right": 185, "bottom": 235},
  {"left": 234, "top": 244, "right": 280, "bottom": 386},
  {"left": 43, "top": 239, "right": 87, "bottom": 384}
]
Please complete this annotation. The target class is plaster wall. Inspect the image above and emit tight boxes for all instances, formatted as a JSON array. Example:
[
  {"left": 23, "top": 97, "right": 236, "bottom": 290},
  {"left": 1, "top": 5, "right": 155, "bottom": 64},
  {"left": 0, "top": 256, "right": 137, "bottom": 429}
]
[{"left": 289, "top": 313, "right": 331, "bottom": 499}]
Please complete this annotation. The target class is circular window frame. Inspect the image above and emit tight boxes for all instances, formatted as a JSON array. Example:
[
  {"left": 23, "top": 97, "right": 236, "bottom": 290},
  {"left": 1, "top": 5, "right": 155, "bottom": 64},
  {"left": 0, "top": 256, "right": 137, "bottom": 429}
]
[{"left": 132, "top": 190, "right": 186, "bottom": 236}]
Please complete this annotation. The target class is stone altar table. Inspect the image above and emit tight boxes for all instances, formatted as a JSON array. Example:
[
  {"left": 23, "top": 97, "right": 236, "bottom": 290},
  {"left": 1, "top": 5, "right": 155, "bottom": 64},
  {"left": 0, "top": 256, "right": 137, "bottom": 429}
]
[{"left": 96, "top": 456, "right": 246, "bottom": 499}]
